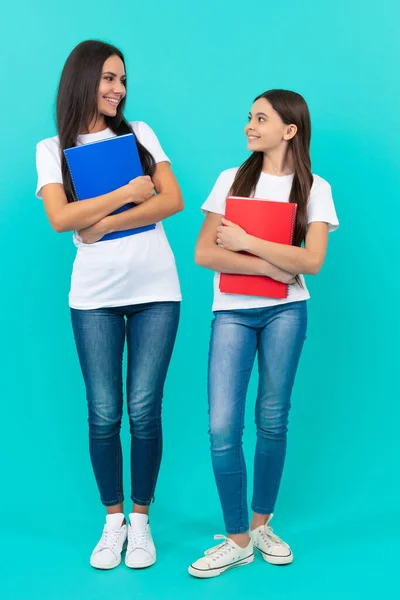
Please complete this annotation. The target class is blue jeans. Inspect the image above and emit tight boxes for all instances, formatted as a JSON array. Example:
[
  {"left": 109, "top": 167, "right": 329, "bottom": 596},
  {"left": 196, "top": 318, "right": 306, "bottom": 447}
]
[
  {"left": 208, "top": 301, "right": 307, "bottom": 534},
  {"left": 71, "top": 301, "right": 180, "bottom": 506}
]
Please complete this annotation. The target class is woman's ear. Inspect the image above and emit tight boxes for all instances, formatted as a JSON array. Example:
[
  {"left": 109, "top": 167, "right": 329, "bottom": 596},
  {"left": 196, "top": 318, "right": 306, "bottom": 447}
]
[{"left": 283, "top": 124, "right": 298, "bottom": 141}]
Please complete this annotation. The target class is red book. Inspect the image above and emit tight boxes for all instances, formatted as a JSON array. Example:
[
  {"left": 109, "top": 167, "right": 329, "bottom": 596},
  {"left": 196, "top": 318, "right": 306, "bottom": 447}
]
[{"left": 219, "top": 196, "right": 297, "bottom": 299}]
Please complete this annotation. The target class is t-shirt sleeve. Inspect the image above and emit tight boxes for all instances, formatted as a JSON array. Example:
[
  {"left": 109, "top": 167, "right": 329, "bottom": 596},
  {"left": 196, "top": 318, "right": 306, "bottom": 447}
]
[
  {"left": 135, "top": 122, "right": 171, "bottom": 165},
  {"left": 307, "top": 177, "right": 339, "bottom": 232},
  {"left": 35, "top": 140, "right": 63, "bottom": 199},
  {"left": 201, "top": 171, "right": 235, "bottom": 216}
]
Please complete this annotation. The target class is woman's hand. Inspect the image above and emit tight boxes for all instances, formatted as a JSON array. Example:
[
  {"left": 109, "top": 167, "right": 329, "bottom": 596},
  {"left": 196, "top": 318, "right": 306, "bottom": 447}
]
[
  {"left": 216, "top": 218, "right": 249, "bottom": 252},
  {"left": 126, "top": 175, "right": 155, "bottom": 204},
  {"left": 78, "top": 217, "right": 110, "bottom": 244}
]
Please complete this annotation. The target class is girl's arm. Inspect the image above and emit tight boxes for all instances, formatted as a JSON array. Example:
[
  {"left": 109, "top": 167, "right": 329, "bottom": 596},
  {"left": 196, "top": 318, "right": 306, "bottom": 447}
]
[
  {"left": 42, "top": 176, "right": 154, "bottom": 233},
  {"left": 195, "top": 212, "right": 296, "bottom": 284},
  {"left": 78, "top": 162, "right": 184, "bottom": 243},
  {"left": 217, "top": 218, "right": 329, "bottom": 275}
]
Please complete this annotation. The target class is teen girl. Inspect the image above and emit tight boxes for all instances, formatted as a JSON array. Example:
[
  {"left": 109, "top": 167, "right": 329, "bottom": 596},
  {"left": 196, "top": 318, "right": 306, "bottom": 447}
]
[{"left": 189, "top": 89, "right": 338, "bottom": 578}]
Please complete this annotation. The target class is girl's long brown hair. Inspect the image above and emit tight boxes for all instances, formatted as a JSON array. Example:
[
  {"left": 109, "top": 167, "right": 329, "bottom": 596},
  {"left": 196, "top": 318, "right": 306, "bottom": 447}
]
[
  {"left": 56, "top": 40, "right": 156, "bottom": 203},
  {"left": 230, "top": 89, "right": 313, "bottom": 248}
]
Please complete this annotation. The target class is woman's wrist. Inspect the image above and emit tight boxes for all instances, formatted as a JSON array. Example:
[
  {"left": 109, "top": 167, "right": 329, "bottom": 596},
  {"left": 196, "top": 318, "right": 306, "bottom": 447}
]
[
  {"left": 116, "top": 184, "right": 132, "bottom": 205},
  {"left": 100, "top": 216, "right": 114, "bottom": 235}
]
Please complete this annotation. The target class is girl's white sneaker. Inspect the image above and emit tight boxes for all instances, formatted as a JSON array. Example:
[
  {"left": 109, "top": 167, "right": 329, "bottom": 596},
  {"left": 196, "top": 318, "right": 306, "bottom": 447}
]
[{"left": 189, "top": 535, "right": 254, "bottom": 578}]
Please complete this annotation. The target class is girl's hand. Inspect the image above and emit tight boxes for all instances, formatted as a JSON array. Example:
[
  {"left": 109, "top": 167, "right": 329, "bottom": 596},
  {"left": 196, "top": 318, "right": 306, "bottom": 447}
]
[
  {"left": 127, "top": 175, "right": 155, "bottom": 204},
  {"left": 78, "top": 218, "right": 110, "bottom": 244},
  {"left": 216, "top": 218, "right": 249, "bottom": 252},
  {"left": 272, "top": 270, "right": 298, "bottom": 285}
]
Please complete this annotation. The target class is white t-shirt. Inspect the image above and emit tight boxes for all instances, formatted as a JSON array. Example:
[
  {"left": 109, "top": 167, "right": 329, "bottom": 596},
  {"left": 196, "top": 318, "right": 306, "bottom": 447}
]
[
  {"left": 36, "top": 121, "right": 181, "bottom": 310},
  {"left": 201, "top": 168, "right": 339, "bottom": 312}
]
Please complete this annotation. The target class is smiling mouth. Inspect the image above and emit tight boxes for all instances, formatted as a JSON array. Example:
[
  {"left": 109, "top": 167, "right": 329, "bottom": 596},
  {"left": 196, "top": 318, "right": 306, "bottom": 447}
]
[
  {"left": 247, "top": 135, "right": 260, "bottom": 141},
  {"left": 104, "top": 97, "right": 120, "bottom": 107}
]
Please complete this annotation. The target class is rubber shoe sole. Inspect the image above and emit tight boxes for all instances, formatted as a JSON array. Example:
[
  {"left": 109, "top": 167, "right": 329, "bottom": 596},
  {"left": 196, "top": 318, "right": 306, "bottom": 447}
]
[
  {"left": 254, "top": 545, "right": 293, "bottom": 565},
  {"left": 125, "top": 554, "right": 156, "bottom": 569},
  {"left": 188, "top": 553, "right": 254, "bottom": 578}
]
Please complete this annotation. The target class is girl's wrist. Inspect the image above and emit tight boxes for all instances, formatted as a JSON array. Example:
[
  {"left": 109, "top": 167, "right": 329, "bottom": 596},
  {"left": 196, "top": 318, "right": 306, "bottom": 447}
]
[{"left": 244, "top": 234, "right": 255, "bottom": 254}]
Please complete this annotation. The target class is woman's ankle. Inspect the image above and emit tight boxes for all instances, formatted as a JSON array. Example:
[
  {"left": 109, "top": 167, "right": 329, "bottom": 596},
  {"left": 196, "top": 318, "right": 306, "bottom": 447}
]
[
  {"left": 105, "top": 504, "right": 126, "bottom": 525},
  {"left": 131, "top": 503, "right": 150, "bottom": 516},
  {"left": 106, "top": 503, "right": 124, "bottom": 515}
]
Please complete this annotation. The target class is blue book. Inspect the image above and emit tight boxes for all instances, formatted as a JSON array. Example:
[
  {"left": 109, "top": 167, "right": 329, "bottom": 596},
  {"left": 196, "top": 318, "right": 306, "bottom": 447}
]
[{"left": 64, "top": 133, "right": 156, "bottom": 242}]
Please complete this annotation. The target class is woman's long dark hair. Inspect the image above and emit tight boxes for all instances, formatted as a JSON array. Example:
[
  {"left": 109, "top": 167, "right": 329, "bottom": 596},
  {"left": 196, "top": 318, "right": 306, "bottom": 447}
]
[
  {"left": 230, "top": 89, "right": 313, "bottom": 248},
  {"left": 56, "top": 40, "right": 155, "bottom": 203}
]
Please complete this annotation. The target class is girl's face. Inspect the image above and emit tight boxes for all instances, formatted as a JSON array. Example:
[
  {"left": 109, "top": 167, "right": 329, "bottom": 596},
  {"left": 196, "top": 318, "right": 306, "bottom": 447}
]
[
  {"left": 97, "top": 55, "right": 126, "bottom": 118},
  {"left": 245, "top": 98, "right": 296, "bottom": 153}
]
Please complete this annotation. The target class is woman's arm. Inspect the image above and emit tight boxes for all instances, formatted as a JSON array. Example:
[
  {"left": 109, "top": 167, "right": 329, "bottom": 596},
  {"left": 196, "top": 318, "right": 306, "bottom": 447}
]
[
  {"left": 195, "top": 212, "right": 296, "bottom": 284},
  {"left": 42, "top": 176, "right": 154, "bottom": 233},
  {"left": 78, "top": 162, "right": 184, "bottom": 243},
  {"left": 217, "top": 218, "right": 329, "bottom": 275}
]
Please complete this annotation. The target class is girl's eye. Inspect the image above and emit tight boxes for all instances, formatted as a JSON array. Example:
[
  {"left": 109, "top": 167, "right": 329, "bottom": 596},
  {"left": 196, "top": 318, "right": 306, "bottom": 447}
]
[{"left": 259, "top": 117, "right": 265, "bottom": 122}]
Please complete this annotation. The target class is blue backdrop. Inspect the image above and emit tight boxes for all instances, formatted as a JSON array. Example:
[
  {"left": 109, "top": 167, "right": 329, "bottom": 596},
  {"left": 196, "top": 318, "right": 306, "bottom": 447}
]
[{"left": 0, "top": 1, "right": 398, "bottom": 598}]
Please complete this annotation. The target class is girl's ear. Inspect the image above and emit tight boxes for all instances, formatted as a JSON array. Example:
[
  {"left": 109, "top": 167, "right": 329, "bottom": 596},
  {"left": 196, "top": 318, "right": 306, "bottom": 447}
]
[{"left": 283, "top": 124, "right": 298, "bottom": 141}]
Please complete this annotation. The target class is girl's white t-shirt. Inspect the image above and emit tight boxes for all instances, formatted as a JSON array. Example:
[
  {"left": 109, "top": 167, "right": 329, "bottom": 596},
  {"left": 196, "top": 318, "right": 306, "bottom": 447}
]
[
  {"left": 201, "top": 168, "right": 339, "bottom": 312},
  {"left": 36, "top": 121, "right": 181, "bottom": 310}
]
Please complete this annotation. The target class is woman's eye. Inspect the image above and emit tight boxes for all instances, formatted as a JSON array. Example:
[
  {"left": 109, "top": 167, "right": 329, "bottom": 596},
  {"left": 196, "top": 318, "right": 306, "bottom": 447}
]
[{"left": 259, "top": 117, "right": 265, "bottom": 122}]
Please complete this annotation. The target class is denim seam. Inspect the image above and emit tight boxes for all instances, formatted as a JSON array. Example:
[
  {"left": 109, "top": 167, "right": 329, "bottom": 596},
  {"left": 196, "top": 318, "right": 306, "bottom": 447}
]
[
  {"left": 102, "top": 496, "right": 124, "bottom": 507},
  {"left": 237, "top": 356, "right": 253, "bottom": 533},
  {"left": 116, "top": 436, "right": 123, "bottom": 500},
  {"left": 131, "top": 496, "right": 154, "bottom": 506},
  {"left": 251, "top": 504, "right": 274, "bottom": 515},
  {"left": 226, "top": 525, "right": 250, "bottom": 534}
]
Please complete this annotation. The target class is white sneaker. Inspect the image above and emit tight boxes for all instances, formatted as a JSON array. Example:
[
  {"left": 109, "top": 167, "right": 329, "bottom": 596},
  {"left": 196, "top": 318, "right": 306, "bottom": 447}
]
[
  {"left": 188, "top": 535, "right": 254, "bottom": 578},
  {"left": 250, "top": 515, "right": 293, "bottom": 565},
  {"left": 125, "top": 513, "right": 156, "bottom": 569},
  {"left": 90, "top": 513, "right": 127, "bottom": 570}
]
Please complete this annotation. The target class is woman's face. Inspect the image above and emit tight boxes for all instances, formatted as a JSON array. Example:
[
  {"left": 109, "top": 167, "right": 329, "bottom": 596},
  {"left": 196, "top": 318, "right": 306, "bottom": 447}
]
[{"left": 97, "top": 55, "right": 127, "bottom": 118}]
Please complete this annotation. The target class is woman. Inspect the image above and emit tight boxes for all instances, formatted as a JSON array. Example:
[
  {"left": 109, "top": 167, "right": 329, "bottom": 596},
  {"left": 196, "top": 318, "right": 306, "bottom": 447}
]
[{"left": 36, "top": 40, "right": 183, "bottom": 570}]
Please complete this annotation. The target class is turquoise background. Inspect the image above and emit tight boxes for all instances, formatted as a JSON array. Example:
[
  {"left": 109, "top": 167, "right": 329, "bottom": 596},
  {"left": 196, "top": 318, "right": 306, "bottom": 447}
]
[{"left": 0, "top": 0, "right": 398, "bottom": 598}]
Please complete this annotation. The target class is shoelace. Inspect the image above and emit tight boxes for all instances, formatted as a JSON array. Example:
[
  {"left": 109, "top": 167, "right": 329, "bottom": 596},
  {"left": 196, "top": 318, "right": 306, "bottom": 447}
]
[
  {"left": 205, "top": 535, "right": 236, "bottom": 562},
  {"left": 128, "top": 527, "right": 148, "bottom": 549},
  {"left": 259, "top": 526, "right": 287, "bottom": 548},
  {"left": 98, "top": 527, "right": 124, "bottom": 550}
]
